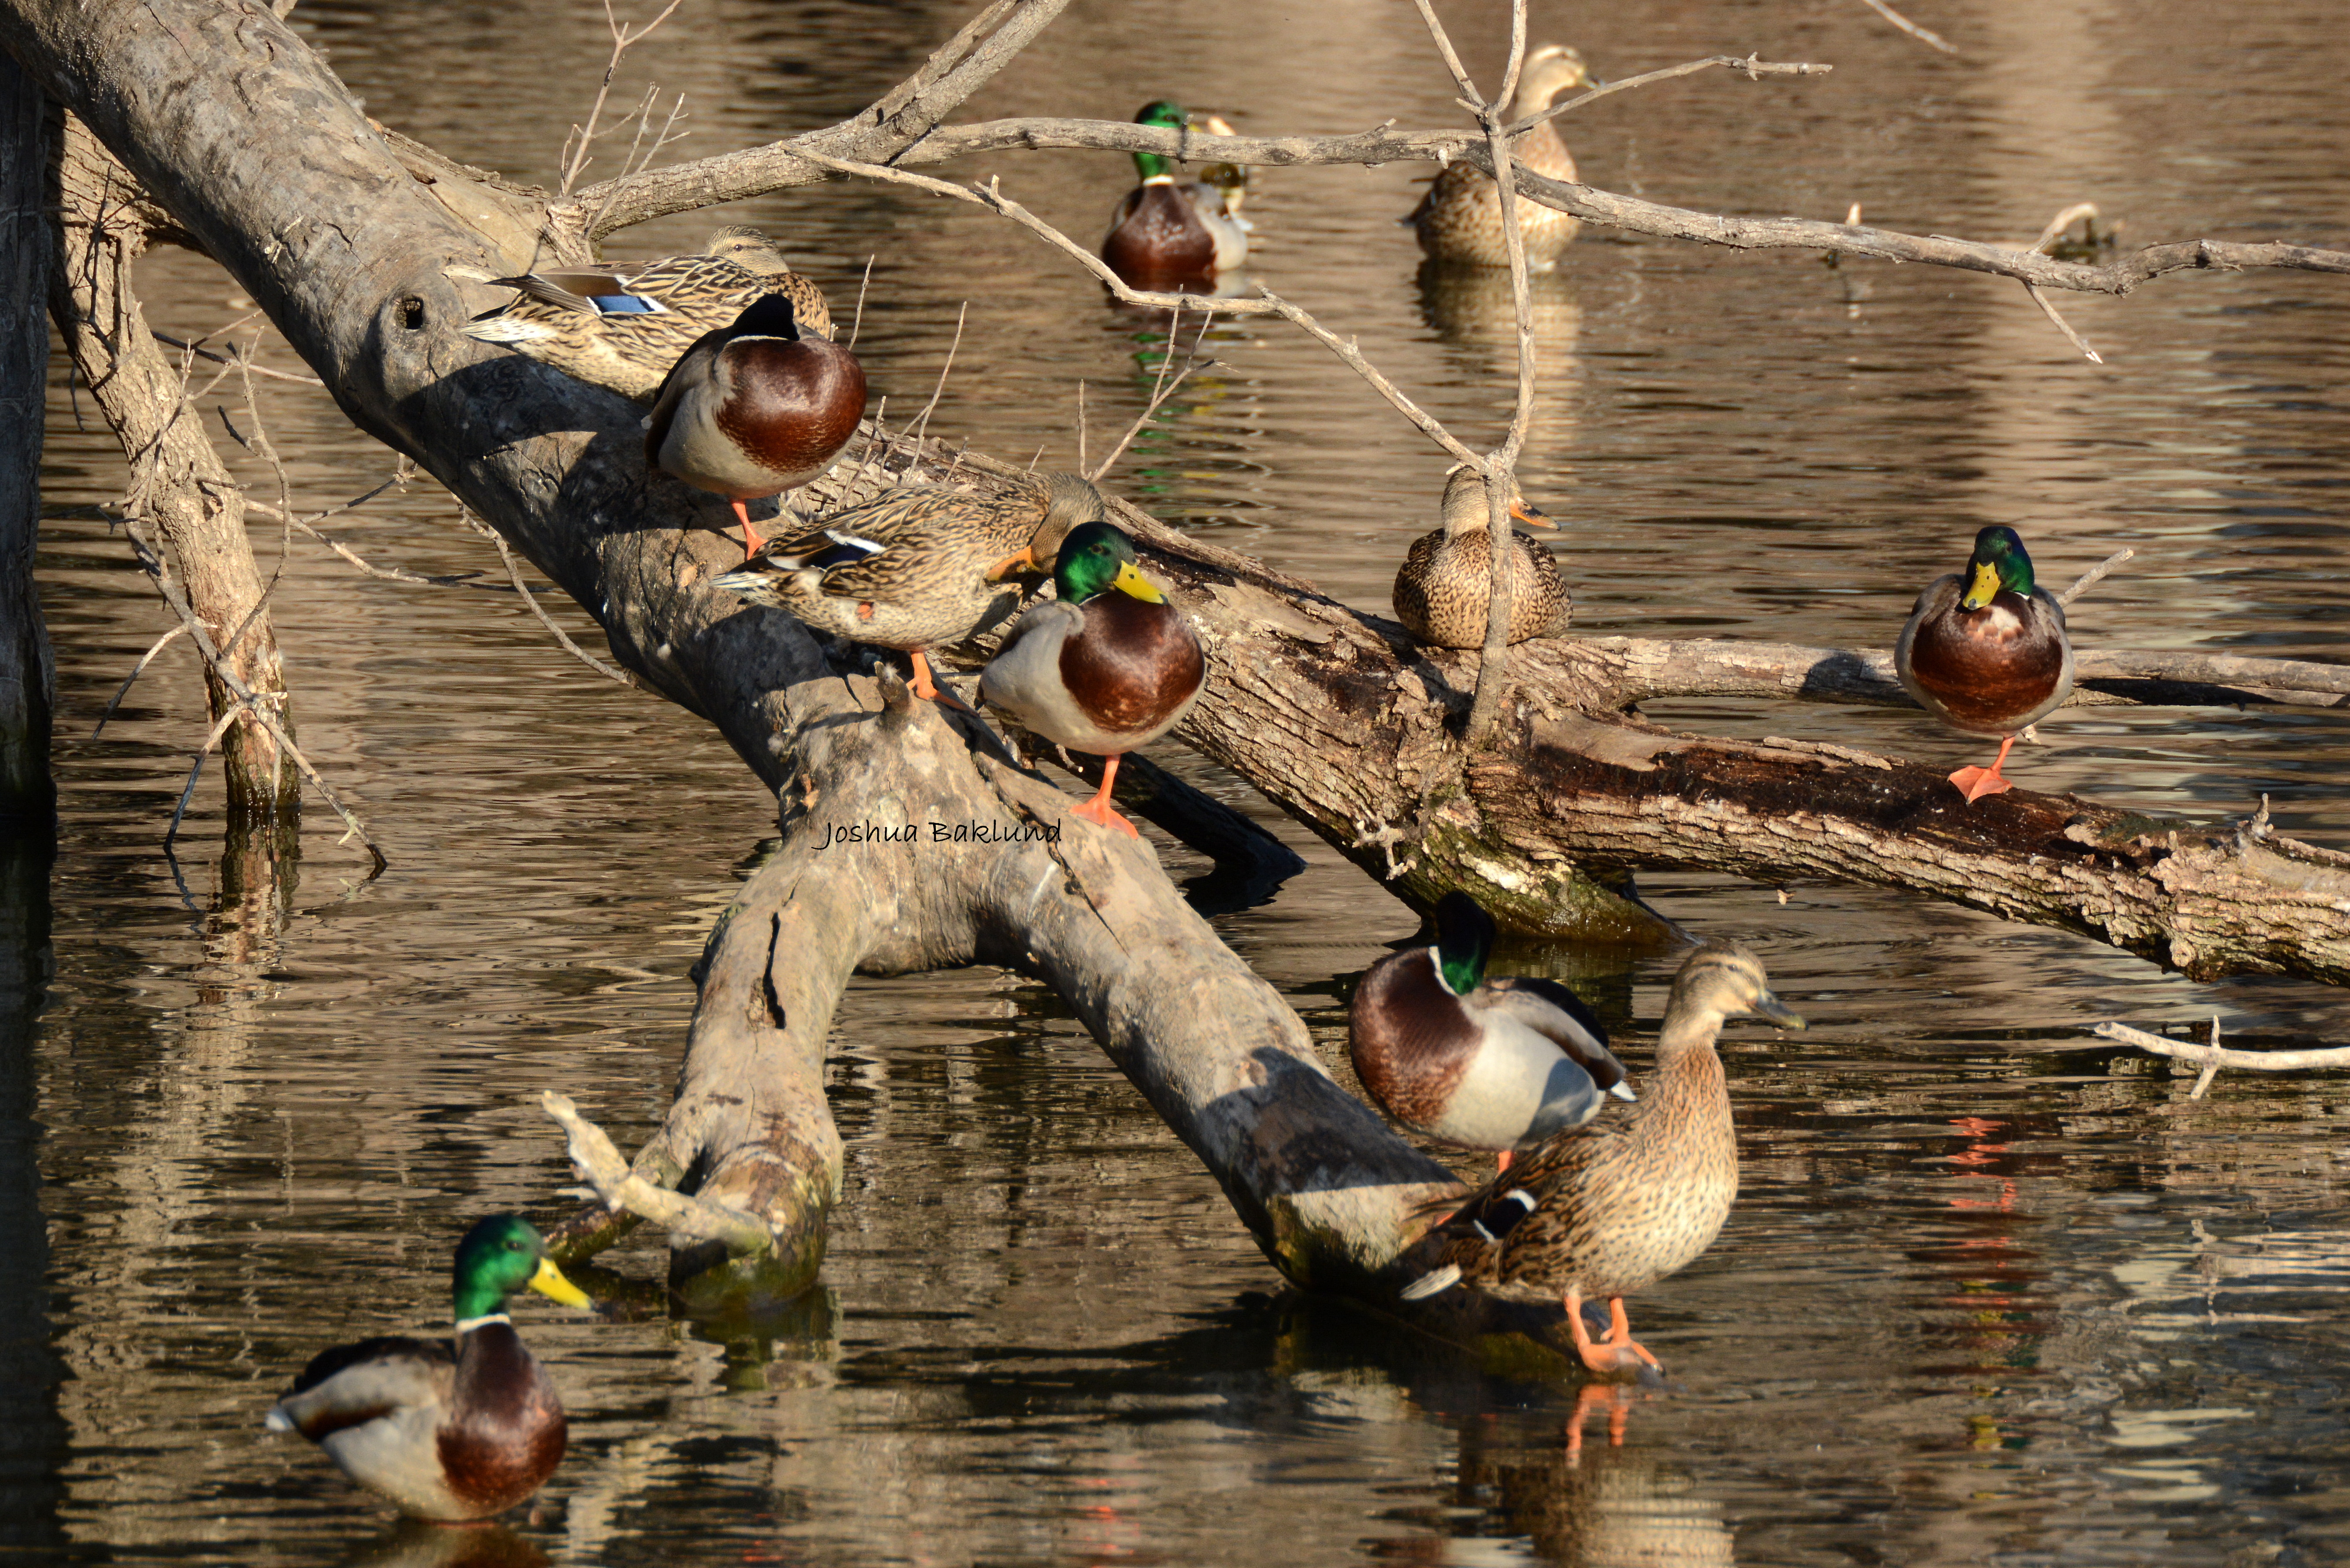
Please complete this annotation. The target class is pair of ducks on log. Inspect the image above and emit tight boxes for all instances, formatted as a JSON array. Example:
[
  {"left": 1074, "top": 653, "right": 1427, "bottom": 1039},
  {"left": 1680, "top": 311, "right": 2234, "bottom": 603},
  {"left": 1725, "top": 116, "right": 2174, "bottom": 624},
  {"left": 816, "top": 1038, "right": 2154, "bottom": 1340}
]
[{"left": 1099, "top": 44, "right": 1603, "bottom": 289}]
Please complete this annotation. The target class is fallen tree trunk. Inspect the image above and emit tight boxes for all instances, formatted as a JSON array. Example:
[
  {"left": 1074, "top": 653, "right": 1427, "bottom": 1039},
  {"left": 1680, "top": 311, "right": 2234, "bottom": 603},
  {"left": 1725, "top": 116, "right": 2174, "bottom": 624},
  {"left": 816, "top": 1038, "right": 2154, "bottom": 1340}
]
[{"left": 11, "top": 0, "right": 2349, "bottom": 1336}]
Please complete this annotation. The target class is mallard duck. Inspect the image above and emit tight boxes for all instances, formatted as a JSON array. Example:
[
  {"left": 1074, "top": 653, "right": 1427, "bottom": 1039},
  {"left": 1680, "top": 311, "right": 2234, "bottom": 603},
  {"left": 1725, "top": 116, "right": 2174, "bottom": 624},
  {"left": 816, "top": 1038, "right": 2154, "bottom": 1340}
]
[
  {"left": 462, "top": 225, "right": 834, "bottom": 402},
  {"left": 1895, "top": 525, "right": 2075, "bottom": 803},
  {"left": 644, "top": 293, "right": 868, "bottom": 559},
  {"left": 1410, "top": 45, "right": 1597, "bottom": 270},
  {"left": 1392, "top": 466, "right": 1573, "bottom": 648},
  {"left": 1399, "top": 942, "right": 1804, "bottom": 1378},
  {"left": 979, "top": 520, "right": 1205, "bottom": 836},
  {"left": 1102, "top": 101, "right": 1252, "bottom": 288},
  {"left": 709, "top": 471, "right": 1107, "bottom": 707},
  {"left": 1351, "top": 892, "right": 1634, "bottom": 1172},
  {"left": 264, "top": 1215, "right": 591, "bottom": 1521}
]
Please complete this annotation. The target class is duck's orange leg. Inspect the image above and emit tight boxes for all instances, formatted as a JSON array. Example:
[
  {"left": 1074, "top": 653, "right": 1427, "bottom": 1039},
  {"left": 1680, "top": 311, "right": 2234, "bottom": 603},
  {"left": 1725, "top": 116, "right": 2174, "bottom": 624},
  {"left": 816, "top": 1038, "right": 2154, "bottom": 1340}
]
[
  {"left": 1564, "top": 1288, "right": 1663, "bottom": 1377},
  {"left": 731, "top": 499, "right": 764, "bottom": 561},
  {"left": 1496, "top": 1149, "right": 1515, "bottom": 1175},
  {"left": 906, "top": 649, "right": 980, "bottom": 715},
  {"left": 1069, "top": 754, "right": 1140, "bottom": 837},
  {"left": 1950, "top": 734, "right": 2019, "bottom": 803}
]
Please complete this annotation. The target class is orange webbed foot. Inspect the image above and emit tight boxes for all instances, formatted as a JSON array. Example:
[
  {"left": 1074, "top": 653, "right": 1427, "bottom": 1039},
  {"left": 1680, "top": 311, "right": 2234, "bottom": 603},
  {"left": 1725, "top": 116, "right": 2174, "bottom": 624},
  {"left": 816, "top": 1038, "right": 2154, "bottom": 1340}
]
[
  {"left": 1948, "top": 765, "right": 2014, "bottom": 803},
  {"left": 1564, "top": 1289, "right": 1663, "bottom": 1378},
  {"left": 907, "top": 651, "right": 981, "bottom": 715},
  {"left": 1069, "top": 793, "right": 1141, "bottom": 838}
]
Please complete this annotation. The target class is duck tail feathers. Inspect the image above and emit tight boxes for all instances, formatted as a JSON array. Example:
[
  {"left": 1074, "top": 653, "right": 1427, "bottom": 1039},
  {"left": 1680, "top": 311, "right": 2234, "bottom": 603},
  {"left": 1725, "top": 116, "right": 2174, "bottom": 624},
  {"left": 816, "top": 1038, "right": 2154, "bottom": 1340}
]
[{"left": 1397, "top": 1264, "right": 1461, "bottom": 1302}]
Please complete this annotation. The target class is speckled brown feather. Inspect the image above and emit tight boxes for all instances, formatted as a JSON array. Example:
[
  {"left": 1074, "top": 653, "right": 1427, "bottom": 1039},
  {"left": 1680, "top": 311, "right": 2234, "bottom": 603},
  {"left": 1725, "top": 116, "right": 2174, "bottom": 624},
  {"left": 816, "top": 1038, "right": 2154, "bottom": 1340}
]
[
  {"left": 1898, "top": 575, "right": 2074, "bottom": 736},
  {"left": 1410, "top": 48, "right": 1589, "bottom": 268},
  {"left": 1392, "top": 526, "right": 1572, "bottom": 648},
  {"left": 1058, "top": 592, "right": 1204, "bottom": 735}
]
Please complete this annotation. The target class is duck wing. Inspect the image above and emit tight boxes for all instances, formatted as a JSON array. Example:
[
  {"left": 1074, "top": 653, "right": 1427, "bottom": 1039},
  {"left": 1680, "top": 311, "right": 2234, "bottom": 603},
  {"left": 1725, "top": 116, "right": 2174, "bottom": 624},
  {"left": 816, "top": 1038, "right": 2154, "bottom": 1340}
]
[
  {"left": 267, "top": 1335, "right": 455, "bottom": 1441},
  {"left": 1475, "top": 977, "right": 1630, "bottom": 1097}
]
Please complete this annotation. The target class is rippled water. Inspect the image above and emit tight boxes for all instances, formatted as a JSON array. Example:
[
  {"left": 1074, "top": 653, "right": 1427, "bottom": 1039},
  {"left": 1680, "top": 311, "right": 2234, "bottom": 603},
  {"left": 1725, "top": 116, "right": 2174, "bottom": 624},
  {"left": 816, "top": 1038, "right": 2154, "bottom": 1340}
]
[{"left": 11, "top": 0, "right": 2350, "bottom": 1563}]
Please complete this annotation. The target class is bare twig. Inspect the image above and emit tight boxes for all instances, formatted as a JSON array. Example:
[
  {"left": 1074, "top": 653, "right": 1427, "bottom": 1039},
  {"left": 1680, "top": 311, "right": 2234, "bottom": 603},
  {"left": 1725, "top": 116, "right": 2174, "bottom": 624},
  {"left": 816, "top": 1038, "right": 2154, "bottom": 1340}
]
[
  {"left": 1075, "top": 378, "right": 1087, "bottom": 476},
  {"left": 463, "top": 510, "right": 643, "bottom": 689},
  {"left": 162, "top": 703, "right": 242, "bottom": 850},
  {"left": 910, "top": 299, "right": 968, "bottom": 447},
  {"left": 2031, "top": 202, "right": 2101, "bottom": 255},
  {"left": 148, "top": 329, "right": 323, "bottom": 385},
  {"left": 1858, "top": 0, "right": 1959, "bottom": 55},
  {"left": 2093, "top": 1019, "right": 2350, "bottom": 1096},
  {"left": 1086, "top": 315, "right": 1217, "bottom": 482},
  {"left": 1503, "top": 55, "right": 1828, "bottom": 138},
  {"left": 541, "top": 1090, "right": 774, "bottom": 1255},
  {"left": 848, "top": 253, "right": 874, "bottom": 349},
  {"left": 558, "top": 0, "right": 689, "bottom": 198},
  {"left": 2024, "top": 282, "right": 2102, "bottom": 364},
  {"left": 2058, "top": 547, "right": 2134, "bottom": 608},
  {"left": 92, "top": 622, "right": 188, "bottom": 738}
]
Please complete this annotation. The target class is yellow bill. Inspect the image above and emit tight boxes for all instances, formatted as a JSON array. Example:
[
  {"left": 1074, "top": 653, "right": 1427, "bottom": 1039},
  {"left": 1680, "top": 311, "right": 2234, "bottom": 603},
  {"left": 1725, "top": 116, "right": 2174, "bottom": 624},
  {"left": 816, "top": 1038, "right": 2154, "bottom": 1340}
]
[
  {"left": 1113, "top": 560, "right": 1166, "bottom": 603},
  {"left": 528, "top": 1255, "right": 592, "bottom": 1308},
  {"left": 1960, "top": 560, "right": 2001, "bottom": 611}
]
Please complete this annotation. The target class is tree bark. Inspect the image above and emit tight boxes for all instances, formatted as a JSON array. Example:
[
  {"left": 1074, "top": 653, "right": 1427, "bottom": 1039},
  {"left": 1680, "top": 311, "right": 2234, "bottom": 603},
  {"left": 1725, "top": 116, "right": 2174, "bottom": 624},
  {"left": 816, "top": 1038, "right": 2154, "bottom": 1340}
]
[
  {"left": 0, "top": 54, "right": 51, "bottom": 833},
  {"left": 46, "top": 110, "right": 297, "bottom": 821}
]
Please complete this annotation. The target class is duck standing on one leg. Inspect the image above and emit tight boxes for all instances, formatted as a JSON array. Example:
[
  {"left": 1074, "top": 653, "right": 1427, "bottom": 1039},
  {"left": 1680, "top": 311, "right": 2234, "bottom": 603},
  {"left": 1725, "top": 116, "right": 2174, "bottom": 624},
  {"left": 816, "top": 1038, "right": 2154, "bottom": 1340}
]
[
  {"left": 1399, "top": 942, "right": 1804, "bottom": 1379},
  {"left": 264, "top": 1215, "right": 591, "bottom": 1522},
  {"left": 1409, "top": 45, "right": 1599, "bottom": 270},
  {"left": 1350, "top": 892, "right": 1634, "bottom": 1175},
  {"left": 1101, "top": 101, "right": 1252, "bottom": 289},
  {"left": 462, "top": 225, "right": 834, "bottom": 402},
  {"left": 1895, "top": 525, "right": 2075, "bottom": 804},
  {"left": 980, "top": 521, "right": 1204, "bottom": 837},
  {"left": 709, "top": 471, "right": 1107, "bottom": 709},
  {"left": 1392, "top": 466, "right": 1573, "bottom": 648},
  {"left": 644, "top": 293, "right": 867, "bottom": 560}
]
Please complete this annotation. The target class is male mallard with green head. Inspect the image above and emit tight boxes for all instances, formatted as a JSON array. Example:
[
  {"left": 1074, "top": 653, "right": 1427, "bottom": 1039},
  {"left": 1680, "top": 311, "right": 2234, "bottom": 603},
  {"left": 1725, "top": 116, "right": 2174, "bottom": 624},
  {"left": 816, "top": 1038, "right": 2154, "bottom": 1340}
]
[
  {"left": 463, "top": 225, "right": 834, "bottom": 403},
  {"left": 264, "top": 1215, "right": 591, "bottom": 1522},
  {"left": 644, "top": 293, "right": 868, "bottom": 559},
  {"left": 1400, "top": 942, "right": 1803, "bottom": 1378},
  {"left": 710, "top": 471, "right": 1108, "bottom": 708},
  {"left": 1351, "top": 893, "right": 1633, "bottom": 1172},
  {"left": 1895, "top": 525, "right": 2075, "bottom": 803},
  {"left": 1102, "top": 101, "right": 1252, "bottom": 288},
  {"left": 1392, "top": 466, "right": 1573, "bottom": 648},
  {"left": 980, "top": 520, "right": 1205, "bottom": 836},
  {"left": 1410, "top": 45, "right": 1597, "bottom": 270}
]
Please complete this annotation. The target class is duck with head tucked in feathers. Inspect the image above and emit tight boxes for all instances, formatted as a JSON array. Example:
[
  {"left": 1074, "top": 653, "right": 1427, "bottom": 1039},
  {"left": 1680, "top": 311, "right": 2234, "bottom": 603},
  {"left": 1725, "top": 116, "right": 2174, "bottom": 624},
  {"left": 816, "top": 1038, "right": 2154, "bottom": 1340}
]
[
  {"left": 1102, "top": 101, "right": 1252, "bottom": 288},
  {"left": 980, "top": 520, "right": 1204, "bottom": 837},
  {"left": 1399, "top": 942, "right": 1803, "bottom": 1379},
  {"left": 1351, "top": 892, "right": 1633, "bottom": 1172},
  {"left": 1393, "top": 466, "right": 1573, "bottom": 648},
  {"left": 462, "top": 226, "right": 834, "bottom": 403},
  {"left": 709, "top": 471, "right": 1108, "bottom": 710},
  {"left": 644, "top": 293, "right": 867, "bottom": 559},
  {"left": 264, "top": 1215, "right": 591, "bottom": 1522},
  {"left": 1410, "top": 45, "right": 1598, "bottom": 270},
  {"left": 1895, "top": 525, "right": 2075, "bottom": 803}
]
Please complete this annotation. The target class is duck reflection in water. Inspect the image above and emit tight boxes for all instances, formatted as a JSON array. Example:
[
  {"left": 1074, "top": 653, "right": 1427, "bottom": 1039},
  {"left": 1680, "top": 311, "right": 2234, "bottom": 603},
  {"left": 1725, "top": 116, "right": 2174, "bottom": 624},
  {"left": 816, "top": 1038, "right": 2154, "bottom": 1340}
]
[{"left": 1436, "top": 1400, "right": 1736, "bottom": 1567}]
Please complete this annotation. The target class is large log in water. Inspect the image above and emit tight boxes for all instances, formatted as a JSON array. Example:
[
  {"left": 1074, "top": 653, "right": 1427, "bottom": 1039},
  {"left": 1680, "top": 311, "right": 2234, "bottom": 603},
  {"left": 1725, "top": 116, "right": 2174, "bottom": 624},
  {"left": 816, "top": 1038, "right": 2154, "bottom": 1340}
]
[{"left": 6, "top": 0, "right": 2346, "bottom": 1317}]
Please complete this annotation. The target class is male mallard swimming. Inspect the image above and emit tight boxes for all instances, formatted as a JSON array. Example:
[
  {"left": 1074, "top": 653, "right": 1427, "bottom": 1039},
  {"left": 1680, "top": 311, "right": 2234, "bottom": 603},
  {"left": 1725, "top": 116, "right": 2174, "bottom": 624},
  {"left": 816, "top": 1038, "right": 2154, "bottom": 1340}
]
[
  {"left": 644, "top": 293, "right": 868, "bottom": 559},
  {"left": 1351, "top": 892, "right": 1633, "bottom": 1172},
  {"left": 1410, "top": 45, "right": 1597, "bottom": 270},
  {"left": 463, "top": 225, "right": 834, "bottom": 403},
  {"left": 264, "top": 1215, "right": 590, "bottom": 1522},
  {"left": 979, "top": 520, "right": 1205, "bottom": 836},
  {"left": 1102, "top": 101, "right": 1252, "bottom": 288},
  {"left": 1392, "top": 466, "right": 1573, "bottom": 648},
  {"left": 1400, "top": 942, "right": 1803, "bottom": 1378},
  {"left": 709, "top": 471, "right": 1107, "bottom": 707},
  {"left": 1895, "top": 525, "right": 2075, "bottom": 803}
]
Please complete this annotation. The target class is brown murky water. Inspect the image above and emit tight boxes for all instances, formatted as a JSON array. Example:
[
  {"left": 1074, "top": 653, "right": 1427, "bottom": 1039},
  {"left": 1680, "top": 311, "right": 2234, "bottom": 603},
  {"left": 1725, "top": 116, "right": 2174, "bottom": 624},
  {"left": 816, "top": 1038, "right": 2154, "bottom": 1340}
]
[{"left": 10, "top": 0, "right": 2350, "bottom": 1562}]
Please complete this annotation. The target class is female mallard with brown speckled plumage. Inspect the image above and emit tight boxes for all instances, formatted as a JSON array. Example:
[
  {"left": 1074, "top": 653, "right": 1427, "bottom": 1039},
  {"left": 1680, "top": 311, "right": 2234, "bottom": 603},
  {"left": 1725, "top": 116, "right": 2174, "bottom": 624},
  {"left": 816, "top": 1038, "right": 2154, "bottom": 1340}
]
[
  {"left": 1102, "top": 101, "right": 1252, "bottom": 288},
  {"left": 463, "top": 225, "right": 834, "bottom": 402},
  {"left": 1896, "top": 525, "right": 2075, "bottom": 804},
  {"left": 1393, "top": 466, "right": 1573, "bottom": 648},
  {"left": 980, "top": 521, "right": 1204, "bottom": 837},
  {"left": 710, "top": 471, "right": 1107, "bottom": 709},
  {"left": 644, "top": 293, "right": 867, "bottom": 559},
  {"left": 1400, "top": 942, "right": 1803, "bottom": 1377},
  {"left": 263, "top": 1215, "right": 591, "bottom": 1522},
  {"left": 1410, "top": 45, "right": 1597, "bottom": 269},
  {"left": 1351, "top": 892, "right": 1634, "bottom": 1172}
]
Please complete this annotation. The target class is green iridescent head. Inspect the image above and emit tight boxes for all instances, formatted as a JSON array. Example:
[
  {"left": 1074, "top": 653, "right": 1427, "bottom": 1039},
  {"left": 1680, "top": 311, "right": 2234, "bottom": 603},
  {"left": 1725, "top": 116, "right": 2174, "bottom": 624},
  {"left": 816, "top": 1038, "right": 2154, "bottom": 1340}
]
[
  {"left": 1054, "top": 521, "right": 1164, "bottom": 606},
  {"left": 1961, "top": 525, "right": 2035, "bottom": 611},
  {"left": 1431, "top": 892, "right": 1494, "bottom": 996},
  {"left": 450, "top": 1214, "right": 590, "bottom": 1324},
  {"left": 1131, "top": 100, "right": 1187, "bottom": 181}
]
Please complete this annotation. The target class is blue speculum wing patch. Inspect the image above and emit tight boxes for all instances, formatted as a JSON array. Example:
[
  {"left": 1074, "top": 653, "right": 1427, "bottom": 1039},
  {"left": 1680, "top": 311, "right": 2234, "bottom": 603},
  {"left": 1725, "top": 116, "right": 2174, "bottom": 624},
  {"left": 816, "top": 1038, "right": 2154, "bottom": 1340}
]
[{"left": 590, "top": 294, "right": 664, "bottom": 315}]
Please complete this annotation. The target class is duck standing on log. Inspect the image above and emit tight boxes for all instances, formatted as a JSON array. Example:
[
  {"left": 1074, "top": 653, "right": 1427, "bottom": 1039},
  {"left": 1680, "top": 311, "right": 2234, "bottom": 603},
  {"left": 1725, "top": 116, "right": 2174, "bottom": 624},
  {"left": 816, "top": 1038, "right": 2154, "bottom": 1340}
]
[
  {"left": 710, "top": 471, "right": 1107, "bottom": 709},
  {"left": 1400, "top": 942, "right": 1803, "bottom": 1378},
  {"left": 1350, "top": 892, "right": 1633, "bottom": 1174},
  {"left": 1895, "top": 525, "right": 2075, "bottom": 803},
  {"left": 1409, "top": 45, "right": 1599, "bottom": 270},
  {"left": 263, "top": 1215, "right": 591, "bottom": 1522},
  {"left": 643, "top": 293, "right": 868, "bottom": 559},
  {"left": 1102, "top": 101, "right": 1252, "bottom": 289},
  {"left": 980, "top": 521, "right": 1204, "bottom": 836},
  {"left": 1392, "top": 466, "right": 1573, "bottom": 648},
  {"left": 461, "top": 225, "right": 834, "bottom": 402}
]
